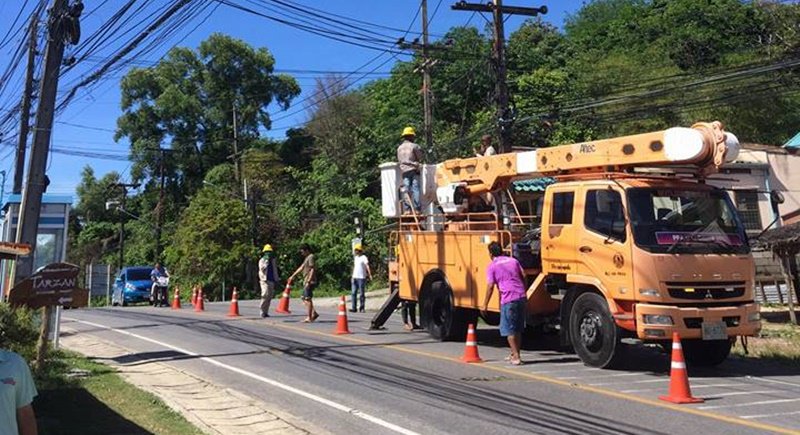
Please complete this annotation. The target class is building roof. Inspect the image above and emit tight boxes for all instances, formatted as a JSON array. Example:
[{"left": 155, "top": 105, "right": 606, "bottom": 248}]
[
  {"left": 753, "top": 221, "right": 800, "bottom": 257},
  {"left": 2, "top": 194, "right": 73, "bottom": 211},
  {"left": 512, "top": 177, "right": 555, "bottom": 192},
  {"left": 741, "top": 143, "right": 788, "bottom": 154},
  {"left": 784, "top": 132, "right": 800, "bottom": 150}
]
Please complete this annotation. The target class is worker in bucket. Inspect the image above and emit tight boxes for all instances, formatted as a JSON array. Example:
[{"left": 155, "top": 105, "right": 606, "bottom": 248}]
[
  {"left": 397, "top": 126, "right": 423, "bottom": 214},
  {"left": 289, "top": 244, "right": 319, "bottom": 323},
  {"left": 258, "top": 244, "right": 280, "bottom": 318},
  {"left": 481, "top": 241, "right": 527, "bottom": 365}
]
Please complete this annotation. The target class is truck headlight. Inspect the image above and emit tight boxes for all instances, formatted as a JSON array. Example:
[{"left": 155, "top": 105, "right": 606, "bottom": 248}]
[
  {"left": 748, "top": 312, "right": 760, "bottom": 322},
  {"left": 639, "top": 288, "right": 660, "bottom": 297},
  {"left": 643, "top": 314, "right": 673, "bottom": 325}
]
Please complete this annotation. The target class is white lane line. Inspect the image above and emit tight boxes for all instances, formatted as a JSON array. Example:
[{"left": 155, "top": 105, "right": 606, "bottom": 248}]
[
  {"left": 706, "top": 391, "right": 773, "bottom": 398},
  {"left": 588, "top": 378, "right": 666, "bottom": 386},
  {"left": 558, "top": 372, "right": 644, "bottom": 380},
  {"left": 746, "top": 376, "right": 800, "bottom": 388},
  {"left": 741, "top": 410, "right": 800, "bottom": 420},
  {"left": 67, "top": 317, "right": 420, "bottom": 435},
  {"left": 620, "top": 384, "right": 741, "bottom": 394},
  {"left": 699, "top": 398, "right": 800, "bottom": 410}
]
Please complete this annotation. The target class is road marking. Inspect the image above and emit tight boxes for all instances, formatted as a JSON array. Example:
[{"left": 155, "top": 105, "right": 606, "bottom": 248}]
[
  {"left": 699, "top": 398, "right": 800, "bottom": 410},
  {"left": 79, "top": 309, "right": 800, "bottom": 435},
  {"left": 707, "top": 391, "right": 773, "bottom": 398},
  {"left": 620, "top": 384, "right": 741, "bottom": 394},
  {"left": 558, "top": 372, "right": 644, "bottom": 380},
  {"left": 66, "top": 317, "right": 421, "bottom": 435},
  {"left": 742, "top": 410, "right": 800, "bottom": 420},
  {"left": 746, "top": 376, "right": 800, "bottom": 389},
  {"left": 588, "top": 378, "right": 666, "bottom": 386}
]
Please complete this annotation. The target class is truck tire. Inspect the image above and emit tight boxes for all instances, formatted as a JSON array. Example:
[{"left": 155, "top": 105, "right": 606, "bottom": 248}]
[
  {"left": 569, "top": 292, "right": 622, "bottom": 368},
  {"left": 682, "top": 339, "right": 731, "bottom": 367},
  {"left": 421, "top": 281, "right": 471, "bottom": 341}
]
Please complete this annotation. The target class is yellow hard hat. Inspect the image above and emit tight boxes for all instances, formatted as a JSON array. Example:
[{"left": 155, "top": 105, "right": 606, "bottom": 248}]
[
  {"left": 401, "top": 126, "right": 416, "bottom": 137},
  {"left": 353, "top": 243, "right": 363, "bottom": 251},
  {"left": 262, "top": 244, "right": 273, "bottom": 252}
]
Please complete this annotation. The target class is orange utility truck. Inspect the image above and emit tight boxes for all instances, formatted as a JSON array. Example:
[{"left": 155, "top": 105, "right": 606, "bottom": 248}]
[{"left": 373, "top": 121, "right": 761, "bottom": 368}]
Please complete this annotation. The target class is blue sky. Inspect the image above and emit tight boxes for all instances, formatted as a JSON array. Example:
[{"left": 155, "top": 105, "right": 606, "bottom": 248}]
[{"left": 0, "top": 0, "right": 582, "bottom": 199}]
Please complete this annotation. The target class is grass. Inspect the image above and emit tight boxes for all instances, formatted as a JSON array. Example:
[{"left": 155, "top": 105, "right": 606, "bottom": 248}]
[
  {"left": 731, "top": 321, "right": 800, "bottom": 366},
  {"left": 34, "top": 350, "right": 203, "bottom": 435}
]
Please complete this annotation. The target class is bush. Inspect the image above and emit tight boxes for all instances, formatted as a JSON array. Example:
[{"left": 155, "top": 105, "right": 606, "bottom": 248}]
[{"left": 0, "top": 303, "right": 39, "bottom": 361}]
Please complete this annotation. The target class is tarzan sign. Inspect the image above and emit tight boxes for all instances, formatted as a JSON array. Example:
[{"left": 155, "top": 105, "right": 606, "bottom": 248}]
[{"left": 8, "top": 263, "right": 89, "bottom": 309}]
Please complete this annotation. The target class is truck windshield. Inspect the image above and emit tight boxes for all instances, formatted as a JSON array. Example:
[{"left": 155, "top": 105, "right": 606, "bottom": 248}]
[{"left": 627, "top": 188, "right": 749, "bottom": 254}]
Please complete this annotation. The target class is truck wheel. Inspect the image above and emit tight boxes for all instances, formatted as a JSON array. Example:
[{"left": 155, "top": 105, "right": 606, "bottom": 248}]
[
  {"left": 569, "top": 292, "right": 622, "bottom": 368},
  {"left": 422, "top": 281, "right": 471, "bottom": 341},
  {"left": 682, "top": 339, "right": 731, "bottom": 367}
]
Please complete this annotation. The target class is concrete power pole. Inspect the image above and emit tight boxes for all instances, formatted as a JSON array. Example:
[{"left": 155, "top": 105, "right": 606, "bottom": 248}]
[
  {"left": 13, "top": 14, "right": 40, "bottom": 194},
  {"left": 154, "top": 148, "right": 170, "bottom": 262},
  {"left": 15, "top": 0, "right": 82, "bottom": 283},
  {"left": 421, "top": 0, "right": 433, "bottom": 150},
  {"left": 451, "top": 0, "right": 547, "bottom": 153}
]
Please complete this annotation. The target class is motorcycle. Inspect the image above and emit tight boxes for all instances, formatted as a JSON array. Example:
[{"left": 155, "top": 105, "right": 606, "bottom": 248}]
[{"left": 150, "top": 275, "right": 170, "bottom": 307}]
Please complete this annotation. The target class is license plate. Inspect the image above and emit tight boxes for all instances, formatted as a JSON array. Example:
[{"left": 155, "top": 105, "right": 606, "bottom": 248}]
[{"left": 701, "top": 321, "right": 727, "bottom": 340}]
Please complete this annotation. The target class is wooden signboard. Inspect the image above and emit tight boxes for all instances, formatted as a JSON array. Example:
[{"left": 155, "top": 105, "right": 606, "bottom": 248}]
[{"left": 8, "top": 263, "right": 89, "bottom": 309}]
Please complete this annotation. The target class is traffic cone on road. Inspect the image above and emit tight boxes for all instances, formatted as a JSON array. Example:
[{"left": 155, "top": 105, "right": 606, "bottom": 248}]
[
  {"left": 191, "top": 286, "right": 198, "bottom": 307},
  {"left": 461, "top": 324, "right": 483, "bottom": 363},
  {"left": 227, "top": 286, "right": 241, "bottom": 317},
  {"left": 171, "top": 287, "right": 182, "bottom": 310},
  {"left": 659, "top": 332, "right": 703, "bottom": 404},
  {"left": 194, "top": 288, "right": 205, "bottom": 312},
  {"left": 335, "top": 295, "right": 351, "bottom": 334},
  {"left": 276, "top": 279, "right": 292, "bottom": 314}
]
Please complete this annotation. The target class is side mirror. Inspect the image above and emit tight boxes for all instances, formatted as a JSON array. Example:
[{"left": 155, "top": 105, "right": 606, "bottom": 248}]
[{"left": 770, "top": 190, "right": 785, "bottom": 206}]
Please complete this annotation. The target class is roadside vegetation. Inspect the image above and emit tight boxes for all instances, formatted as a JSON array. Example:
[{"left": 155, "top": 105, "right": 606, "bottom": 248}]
[{"left": 732, "top": 320, "right": 800, "bottom": 366}]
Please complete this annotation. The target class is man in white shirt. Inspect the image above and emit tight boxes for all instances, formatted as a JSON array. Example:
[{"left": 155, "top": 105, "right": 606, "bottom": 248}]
[
  {"left": 350, "top": 244, "right": 372, "bottom": 313},
  {"left": 0, "top": 349, "right": 37, "bottom": 435}
]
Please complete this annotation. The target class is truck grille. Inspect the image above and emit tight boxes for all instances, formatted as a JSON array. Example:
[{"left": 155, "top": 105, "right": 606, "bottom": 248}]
[
  {"left": 684, "top": 316, "right": 740, "bottom": 329},
  {"left": 666, "top": 281, "right": 746, "bottom": 300}
]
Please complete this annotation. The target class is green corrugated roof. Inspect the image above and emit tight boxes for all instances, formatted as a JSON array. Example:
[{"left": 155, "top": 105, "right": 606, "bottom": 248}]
[
  {"left": 512, "top": 177, "right": 554, "bottom": 192},
  {"left": 784, "top": 131, "right": 800, "bottom": 150}
]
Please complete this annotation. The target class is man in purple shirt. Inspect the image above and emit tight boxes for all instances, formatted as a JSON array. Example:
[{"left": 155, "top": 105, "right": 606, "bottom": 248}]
[{"left": 481, "top": 241, "right": 527, "bottom": 365}]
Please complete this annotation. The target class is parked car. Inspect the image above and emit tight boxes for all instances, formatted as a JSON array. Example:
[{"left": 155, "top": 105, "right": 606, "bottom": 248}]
[{"left": 111, "top": 266, "right": 154, "bottom": 306}]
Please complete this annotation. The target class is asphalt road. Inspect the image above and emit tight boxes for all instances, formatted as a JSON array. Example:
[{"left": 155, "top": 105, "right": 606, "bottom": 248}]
[{"left": 61, "top": 298, "right": 800, "bottom": 435}]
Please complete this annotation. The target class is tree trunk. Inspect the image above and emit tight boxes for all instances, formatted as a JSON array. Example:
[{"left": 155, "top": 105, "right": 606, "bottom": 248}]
[{"left": 779, "top": 256, "right": 798, "bottom": 325}]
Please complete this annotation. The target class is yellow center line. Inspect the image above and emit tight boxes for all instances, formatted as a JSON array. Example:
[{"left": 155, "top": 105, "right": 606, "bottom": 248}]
[{"left": 196, "top": 310, "right": 797, "bottom": 435}]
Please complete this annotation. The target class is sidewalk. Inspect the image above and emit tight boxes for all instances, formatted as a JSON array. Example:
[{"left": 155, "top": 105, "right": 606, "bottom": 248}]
[{"left": 60, "top": 327, "right": 314, "bottom": 435}]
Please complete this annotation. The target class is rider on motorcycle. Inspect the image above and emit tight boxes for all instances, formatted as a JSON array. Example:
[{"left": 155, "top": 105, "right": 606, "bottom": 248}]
[{"left": 150, "top": 262, "right": 170, "bottom": 307}]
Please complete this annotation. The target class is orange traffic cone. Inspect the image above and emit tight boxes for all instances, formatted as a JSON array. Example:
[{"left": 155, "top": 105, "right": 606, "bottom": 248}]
[
  {"left": 171, "top": 287, "right": 182, "bottom": 310},
  {"left": 227, "top": 286, "right": 241, "bottom": 317},
  {"left": 276, "top": 279, "right": 292, "bottom": 314},
  {"left": 191, "top": 286, "right": 197, "bottom": 307},
  {"left": 659, "top": 332, "right": 703, "bottom": 404},
  {"left": 194, "top": 288, "right": 205, "bottom": 312},
  {"left": 461, "top": 324, "right": 483, "bottom": 363},
  {"left": 335, "top": 295, "right": 351, "bottom": 334}
]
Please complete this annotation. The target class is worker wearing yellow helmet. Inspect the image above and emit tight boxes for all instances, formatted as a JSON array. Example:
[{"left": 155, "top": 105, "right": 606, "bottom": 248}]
[
  {"left": 397, "top": 126, "right": 423, "bottom": 214},
  {"left": 351, "top": 243, "right": 372, "bottom": 313},
  {"left": 258, "top": 243, "right": 280, "bottom": 317}
]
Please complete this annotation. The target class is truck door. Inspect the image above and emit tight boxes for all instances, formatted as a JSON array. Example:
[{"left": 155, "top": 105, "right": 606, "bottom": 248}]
[
  {"left": 578, "top": 187, "right": 634, "bottom": 298},
  {"left": 541, "top": 187, "right": 578, "bottom": 275}
]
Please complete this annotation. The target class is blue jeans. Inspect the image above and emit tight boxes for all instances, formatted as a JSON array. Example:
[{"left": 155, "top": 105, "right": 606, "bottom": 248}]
[
  {"left": 351, "top": 278, "right": 367, "bottom": 311},
  {"left": 401, "top": 171, "right": 420, "bottom": 213},
  {"left": 500, "top": 298, "right": 526, "bottom": 337}
]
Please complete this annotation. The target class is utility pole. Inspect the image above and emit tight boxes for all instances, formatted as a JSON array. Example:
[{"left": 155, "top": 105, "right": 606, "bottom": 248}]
[
  {"left": 451, "top": 0, "right": 547, "bottom": 153},
  {"left": 232, "top": 106, "right": 241, "bottom": 182},
  {"left": 421, "top": 0, "right": 433, "bottom": 150},
  {"left": 154, "top": 148, "right": 170, "bottom": 262},
  {"left": 110, "top": 183, "right": 139, "bottom": 271},
  {"left": 14, "top": 13, "right": 39, "bottom": 194},
  {"left": 15, "top": 0, "right": 83, "bottom": 283}
]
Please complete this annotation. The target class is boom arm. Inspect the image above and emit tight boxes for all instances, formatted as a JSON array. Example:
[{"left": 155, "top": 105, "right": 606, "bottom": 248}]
[{"left": 435, "top": 122, "right": 739, "bottom": 200}]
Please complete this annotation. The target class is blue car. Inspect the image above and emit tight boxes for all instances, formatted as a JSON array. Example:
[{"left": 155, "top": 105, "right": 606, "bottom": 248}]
[{"left": 111, "top": 266, "right": 154, "bottom": 306}]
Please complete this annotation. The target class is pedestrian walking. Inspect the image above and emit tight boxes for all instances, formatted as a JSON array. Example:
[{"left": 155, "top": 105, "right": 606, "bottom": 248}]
[
  {"left": 397, "top": 126, "right": 423, "bottom": 214},
  {"left": 0, "top": 349, "right": 37, "bottom": 435},
  {"left": 289, "top": 244, "right": 319, "bottom": 323},
  {"left": 481, "top": 241, "right": 527, "bottom": 365},
  {"left": 401, "top": 301, "right": 420, "bottom": 331},
  {"left": 258, "top": 244, "right": 280, "bottom": 318},
  {"left": 350, "top": 244, "right": 372, "bottom": 313}
]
